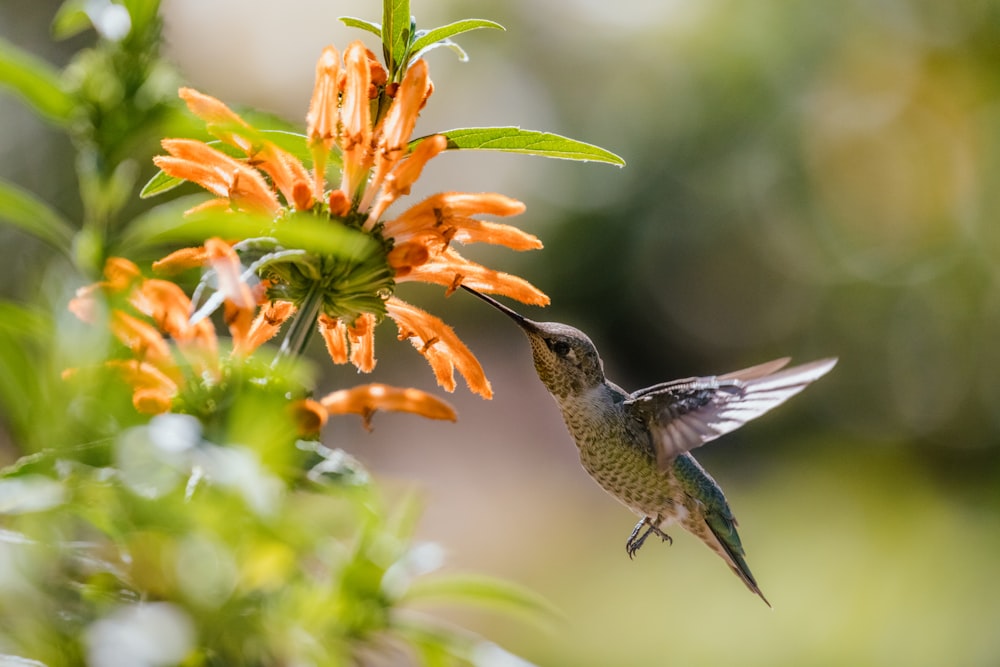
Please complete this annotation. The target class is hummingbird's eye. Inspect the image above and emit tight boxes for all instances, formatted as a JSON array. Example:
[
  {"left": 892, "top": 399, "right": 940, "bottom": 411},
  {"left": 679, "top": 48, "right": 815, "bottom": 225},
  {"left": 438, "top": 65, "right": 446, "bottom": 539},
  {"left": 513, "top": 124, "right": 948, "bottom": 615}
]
[{"left": 552, "top": 340, "right": 571, "bottom": 357}]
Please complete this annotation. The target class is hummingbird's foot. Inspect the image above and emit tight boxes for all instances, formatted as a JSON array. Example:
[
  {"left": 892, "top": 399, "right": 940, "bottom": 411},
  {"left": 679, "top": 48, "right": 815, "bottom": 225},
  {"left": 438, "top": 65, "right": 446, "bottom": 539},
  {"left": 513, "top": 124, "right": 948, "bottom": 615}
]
[{"left": 626, "top": 517, "right": 673, "bottom": 559}]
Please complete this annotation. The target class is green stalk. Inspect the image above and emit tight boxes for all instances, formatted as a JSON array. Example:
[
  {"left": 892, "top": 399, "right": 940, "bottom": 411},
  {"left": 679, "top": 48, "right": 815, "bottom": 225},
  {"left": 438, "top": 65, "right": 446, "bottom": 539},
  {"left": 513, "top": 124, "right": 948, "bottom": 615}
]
[{"left": 275, "top": 282, "right": 324, "bottom": 364}]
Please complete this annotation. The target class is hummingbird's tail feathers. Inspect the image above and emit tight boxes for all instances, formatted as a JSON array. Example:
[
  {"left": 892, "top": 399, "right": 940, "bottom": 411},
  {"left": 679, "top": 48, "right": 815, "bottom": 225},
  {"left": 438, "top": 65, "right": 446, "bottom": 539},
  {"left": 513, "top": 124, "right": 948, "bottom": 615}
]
[{"left": 703, "top": 512, "right": 771, "bottom": 608}]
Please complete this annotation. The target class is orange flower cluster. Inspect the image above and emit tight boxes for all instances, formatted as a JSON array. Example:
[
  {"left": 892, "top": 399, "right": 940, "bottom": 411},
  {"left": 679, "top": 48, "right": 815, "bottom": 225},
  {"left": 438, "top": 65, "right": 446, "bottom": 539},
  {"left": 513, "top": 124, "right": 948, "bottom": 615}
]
[
  {"left": 150, "top": 41, "right": 549, "bottom": 399},
  {"left": 69, "top": 255, "right": 457, "bottom": 429},
  {"left": 68, "top": 253, "right": 286, "bottom": 415}
]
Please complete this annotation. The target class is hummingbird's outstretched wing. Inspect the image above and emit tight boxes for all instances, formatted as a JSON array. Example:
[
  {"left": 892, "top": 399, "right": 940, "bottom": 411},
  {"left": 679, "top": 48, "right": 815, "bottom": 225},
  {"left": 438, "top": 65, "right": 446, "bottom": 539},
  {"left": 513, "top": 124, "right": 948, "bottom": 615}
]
[{"left": 623, "top": 358, "right": 837, "bottom": 471}]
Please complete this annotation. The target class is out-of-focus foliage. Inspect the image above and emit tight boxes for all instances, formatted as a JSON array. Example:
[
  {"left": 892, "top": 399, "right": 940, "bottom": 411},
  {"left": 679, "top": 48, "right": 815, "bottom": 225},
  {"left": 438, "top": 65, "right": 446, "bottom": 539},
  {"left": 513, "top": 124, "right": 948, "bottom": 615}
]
[
  {"left": 5, "top": 0, "right": 1000, "bottom": 666},
  {"left": 0, "top": 1, "right": 563, "bottom": 664}
]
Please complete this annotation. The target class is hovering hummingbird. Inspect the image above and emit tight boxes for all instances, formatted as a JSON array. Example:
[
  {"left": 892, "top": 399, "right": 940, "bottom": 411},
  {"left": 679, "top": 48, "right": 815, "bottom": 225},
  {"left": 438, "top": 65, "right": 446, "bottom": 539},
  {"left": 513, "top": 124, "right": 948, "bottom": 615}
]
[{"left": 462, "top": 286, "right": 836, "bottom": 606}]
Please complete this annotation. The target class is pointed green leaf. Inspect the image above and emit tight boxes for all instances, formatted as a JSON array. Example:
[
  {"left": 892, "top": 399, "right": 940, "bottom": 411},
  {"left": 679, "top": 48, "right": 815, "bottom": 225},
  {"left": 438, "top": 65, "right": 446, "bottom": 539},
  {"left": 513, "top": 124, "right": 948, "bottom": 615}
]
[
  {"left": 270, "top": 213, "right": 377, "bottom": 260},
  {"left": 0, "top": 38, "right": 73, "bottom": 123},
  {"left": 0, "top": 179, "right": 75, "bottom": 253},
  {"left": 416, "top": 127, "right": 626, "bottom": 166},
  {"left": 415, "top": 39, "right": 469, "bottom": 63},
  {"left": 115, "top": 196, "right": 206, "bottom": 250},
  {"left": 339, "top": 16, "right": 382, "bottom": 38},
  {"left": 383, "top": 0, "right": 412, "bottom": 78},
  {"left": 0, "top": 301, "right": 48, "bottom": 340},
  {"left": 118, "top": 202, "right": 377, "bottom": 261},
  {"left": 139, "top": 168, "right": 182, "bottom": 199},
  {"left": 402, "top": 573, "right": 560, "bottom": 622},
  {"left": 51, "top": 0, "right": 93, "bottom": 40},
  {"left": 410, "top": 19, "right": 504, "bottom": 60}
]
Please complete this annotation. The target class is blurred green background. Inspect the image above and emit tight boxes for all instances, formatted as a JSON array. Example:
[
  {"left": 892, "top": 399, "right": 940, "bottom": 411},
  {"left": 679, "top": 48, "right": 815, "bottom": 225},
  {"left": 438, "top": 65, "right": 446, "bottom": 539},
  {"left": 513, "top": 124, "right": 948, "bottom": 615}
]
[{"left": 4, "top": 0, "right": 1000, "bottom": 664}]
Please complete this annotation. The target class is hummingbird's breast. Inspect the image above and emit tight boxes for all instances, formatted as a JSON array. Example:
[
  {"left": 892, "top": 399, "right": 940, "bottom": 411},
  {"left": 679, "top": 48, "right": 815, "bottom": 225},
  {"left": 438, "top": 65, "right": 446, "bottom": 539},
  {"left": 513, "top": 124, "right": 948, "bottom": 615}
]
[{"left": 557, "top": 386, "right": 685, "bottom": 522}]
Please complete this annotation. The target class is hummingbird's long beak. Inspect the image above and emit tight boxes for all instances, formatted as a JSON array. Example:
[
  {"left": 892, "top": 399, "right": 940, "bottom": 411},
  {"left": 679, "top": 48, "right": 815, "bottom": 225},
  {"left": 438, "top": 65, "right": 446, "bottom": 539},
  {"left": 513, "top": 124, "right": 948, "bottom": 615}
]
[{"left": 460, "top": 285, "right": 540, "bottom": 333}]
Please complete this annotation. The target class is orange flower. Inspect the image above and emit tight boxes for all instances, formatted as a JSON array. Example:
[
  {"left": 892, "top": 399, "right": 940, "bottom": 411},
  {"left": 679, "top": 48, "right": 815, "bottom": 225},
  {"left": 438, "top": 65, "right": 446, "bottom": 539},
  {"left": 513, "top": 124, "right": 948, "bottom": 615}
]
[
  {"left": 149, "top": 40, "right": 549, "bottom": 399},
  {"left": 68, "top": 257, "right": 296, "bottom": 416},
  {"left": 320, "top": 383, "right": 456, "bottom": 430}
]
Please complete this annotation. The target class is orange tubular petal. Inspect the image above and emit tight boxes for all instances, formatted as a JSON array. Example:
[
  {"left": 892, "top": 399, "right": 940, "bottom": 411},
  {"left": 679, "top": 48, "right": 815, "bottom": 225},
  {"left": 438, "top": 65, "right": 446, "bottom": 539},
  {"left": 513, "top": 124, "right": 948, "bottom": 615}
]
[
  {"left": 236, "top": 301, "right": 296, "bottom": 355},
  {"left": 364, "top": 59, "right": 431, "bottom": 218},
  {"left": 378, "top": 59, "right": 430, "bottom": 157},
  {"left": 306, "top": 46, "right": 342, "bottom": 151},
  {"left": 68, "top": 283, "right": 102, "bottom": 323},
  {"left": 205, "top": 238, "right": 255, "bottom": 310},
  {"left": 225, "top": 299, "right": 256, "bottom": 350},
  {"left": 383, "top": 192, "right": 526, "bottom": 241},
  {"left": 153, "top": 246, "right": 208, "bottom": 274},
  {"left": 339, "top": 41, "right": 374, "bottom": 197},
  {"left": 110, "top": 311, "right": 173, "bottom": 363},
  {"left": 178, "top": 87, "right": 254, "bottom": 153},
  {"left": 306, "top": 45, "right": 342, "bottom": 200},
  {"left": 107, "top": 359, "right": 178, "bottom": 401},
  {"left": 387, "top": 241, "right": 431, "bottom": 276},
  {"left": 347, "top": 313, "right": 376, "bottom": 373},
  {"left": 254, "top": 142, "right": 313, "bottom": 211},
  {"left": 106, "top": 360, "right": 177, "bottom": 414},
  {"left": 367, "top": 134, "right": 447, "bottom": 224},
  {"left": 132, "top": 279, "right": 196, "bottom": 339},
  {"left": 400, "top": 247, "right": 550, "bottom": 306},
  {"left": 103, "top": 258, "right": 143, "bottom": 292},
  {"left": 320, "top": 383, "right": 457, "bottom": 429},
  {"left": 385, "top": 297, "right": 492, "bottom": 398},
  {"left": 156, "top": 140, "right": 280, "bottom": 215},
  {"left": 132, "top": 388, "right": 175, "bottom": 415},
  {"left": 291, "top": 398, "right": 328, "bottom": 435},
  {"left": 328, "top": 190, "right": 351, "bottom": 217},
  {"left": 153, "top": 155, "right": 231, "bottom": 198},
  {"left": 446, "top": 219, "right": 542, "bottom": 250},
  {"left": 318, "top": 314, "right": 349, "bottom": 364}
]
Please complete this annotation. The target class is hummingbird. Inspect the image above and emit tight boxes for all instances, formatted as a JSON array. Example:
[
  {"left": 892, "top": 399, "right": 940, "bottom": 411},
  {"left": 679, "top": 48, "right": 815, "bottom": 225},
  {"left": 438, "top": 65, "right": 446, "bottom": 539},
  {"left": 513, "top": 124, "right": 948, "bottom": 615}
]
[{"left": 462, "top": 286, "right": 836, "bottom": 606}]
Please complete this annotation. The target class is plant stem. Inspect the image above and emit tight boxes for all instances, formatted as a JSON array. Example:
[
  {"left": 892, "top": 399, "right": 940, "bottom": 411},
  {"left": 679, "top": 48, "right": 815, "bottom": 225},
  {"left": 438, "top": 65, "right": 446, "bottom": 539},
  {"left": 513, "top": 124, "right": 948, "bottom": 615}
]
[{"left": 275, "top": 283, "right": 324, "bottom": 364}]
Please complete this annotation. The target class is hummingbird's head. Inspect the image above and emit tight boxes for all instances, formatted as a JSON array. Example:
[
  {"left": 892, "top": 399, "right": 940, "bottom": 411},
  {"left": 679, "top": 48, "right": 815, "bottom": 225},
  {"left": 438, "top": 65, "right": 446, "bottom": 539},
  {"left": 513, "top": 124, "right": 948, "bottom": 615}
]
[{"left": 462, "top": 287, "right": 606, "bottom": 398}]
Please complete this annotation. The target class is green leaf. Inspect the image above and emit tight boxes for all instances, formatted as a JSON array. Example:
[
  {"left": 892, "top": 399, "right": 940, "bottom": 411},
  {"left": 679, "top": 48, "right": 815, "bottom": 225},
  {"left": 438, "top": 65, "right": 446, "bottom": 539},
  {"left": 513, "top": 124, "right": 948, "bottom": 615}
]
[
  {"left": 117, "top": 203, "right": 378, "bottom": 261},
  {"left": 0, "top": 301, "right": 48, "bottom": 340},
  {"left": 139, "top": 168, "right": 182, "bottom": 199},
  {"left": 0, "top": 38, "right": 73, "bottom": 123},
  {"left": 51, "top": 0, "right": 92, "bottom": 40},
  {"left": 383, "top": 0, "right": 412, "bottom": 78},
  {"left": 414, "top": 39, "right": 469, "bottom": 63},
  {"left": 339, "top": 16, "right": 382, "bottom": 38},
  {"left": 0, "top": 179, "right": 75, "bottom": 253},
  {"left": 410, "top": 19, "right": 505, "bottom": 60},
  {"left": 417, "top": 127, "right": 626, "bottom": 166},
  {"left": 115, "top": 196, "right": 212, "bottom": 250},
  {"left": 0, "top": 301, "right": 51, "bottom": 448},
  {"left": 272, "top": 213, "right": 378, "bottom": 260},
  {"left": 402, "top": 573, "right": 560, "bottom": 622}
]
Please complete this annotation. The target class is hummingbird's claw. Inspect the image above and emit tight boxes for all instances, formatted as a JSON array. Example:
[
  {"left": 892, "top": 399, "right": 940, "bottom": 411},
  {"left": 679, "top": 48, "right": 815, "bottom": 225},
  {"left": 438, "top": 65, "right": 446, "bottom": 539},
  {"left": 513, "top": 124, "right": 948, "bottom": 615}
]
[{"left": 626, "top": 517, "right": 672, "bottom": 559}]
